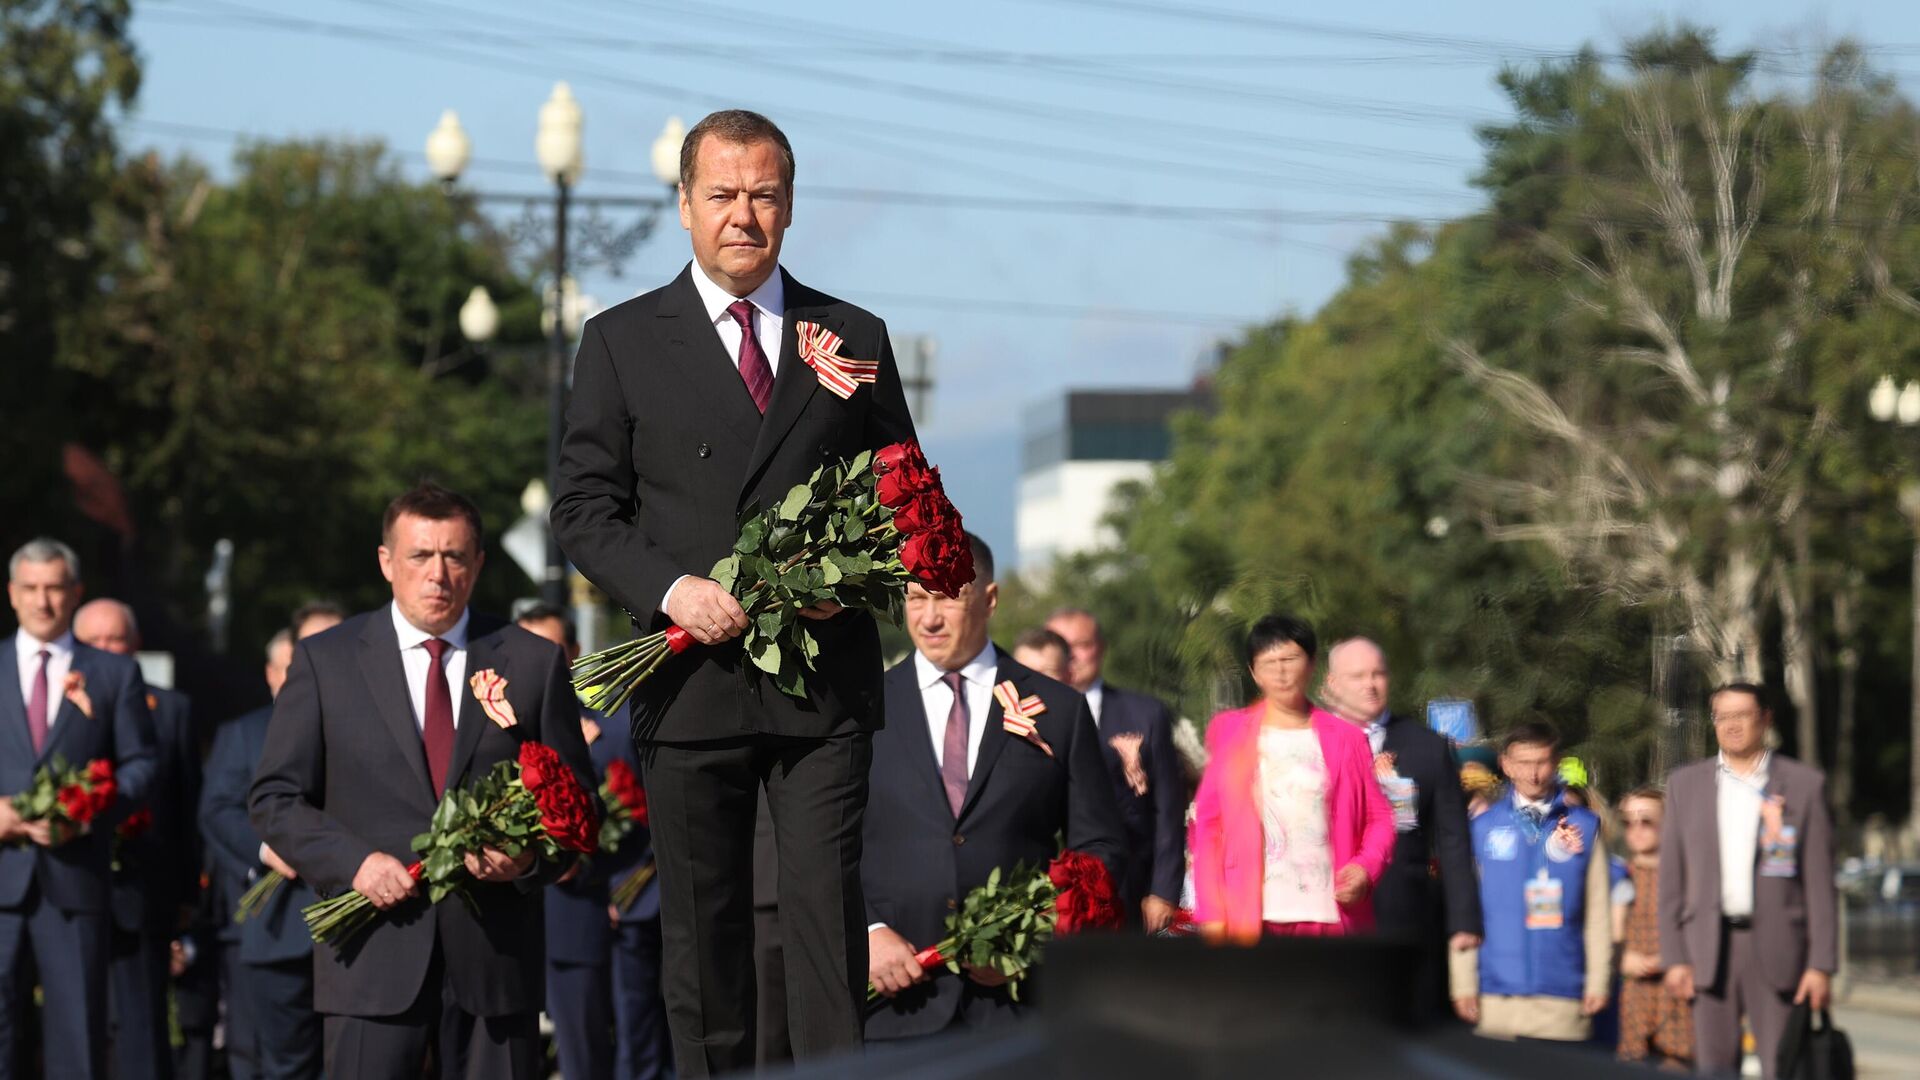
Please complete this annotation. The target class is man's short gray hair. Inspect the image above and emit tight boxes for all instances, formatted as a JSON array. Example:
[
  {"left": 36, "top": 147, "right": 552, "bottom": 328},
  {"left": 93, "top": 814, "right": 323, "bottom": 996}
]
[
  {"left": 9, "top": 538, "right": 80, "bottom": 583},
  {"left": 1046, "top": 606, "right": 1103, "bottom": 641},
  {"left": 1327, "top": 636, "right": 1389, "bottom": 671},
  {"left": 265, "top": 628, "right": 293, "bottom": 662},
  {"left": 76, "top": 598, "right": 138, "bottom": 639}
]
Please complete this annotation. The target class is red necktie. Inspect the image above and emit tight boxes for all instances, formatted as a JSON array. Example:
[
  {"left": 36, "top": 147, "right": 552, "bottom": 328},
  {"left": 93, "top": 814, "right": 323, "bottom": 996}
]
[
  {"left": 940, "top": 672, "right": 969, "bottom": 817},
  {"left": 727, "top": 299, "right": 774, "bottom": 413},
  {"left": 25, "top": 649, "right": 49, "bottom": 754},
  {"left": 422, "top": 638, "right": 455, "bottom": 797}
]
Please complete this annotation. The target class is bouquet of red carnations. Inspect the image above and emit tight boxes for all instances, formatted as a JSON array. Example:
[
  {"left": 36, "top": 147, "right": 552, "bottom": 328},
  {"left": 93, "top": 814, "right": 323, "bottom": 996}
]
[
  {"left": 868, "top": 850, "right": 1121, "bottom": 1003},
  {"left": 573, "top": 441, "right": 974, "bottom": 708},
  {"left": 10, "top": 757, "right": 115, "bottom": 845},
  {"left": 301, "top": 742, "right": 597, "bottom": 949},
  {"left": 597, "top": 759, "right": 648, "bottom": 854}
]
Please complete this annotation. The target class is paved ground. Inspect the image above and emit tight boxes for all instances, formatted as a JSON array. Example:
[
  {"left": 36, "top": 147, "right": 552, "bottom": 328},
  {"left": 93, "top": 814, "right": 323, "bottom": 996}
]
[{"left": 1824, "top": 979, "right": 1920, "bottom": 1078}]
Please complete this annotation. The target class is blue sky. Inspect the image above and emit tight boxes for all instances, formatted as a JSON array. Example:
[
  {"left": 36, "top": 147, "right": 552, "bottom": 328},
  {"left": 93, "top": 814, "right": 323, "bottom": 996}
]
[{"left": 124, "top": 0, "right": 1920, "bottom": 569}]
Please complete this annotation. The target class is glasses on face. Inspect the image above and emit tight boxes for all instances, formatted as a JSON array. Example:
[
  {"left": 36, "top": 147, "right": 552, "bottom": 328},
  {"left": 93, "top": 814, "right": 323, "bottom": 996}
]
[{"left": 1623, "top": 816, "right": 1659, "bottom": 827}]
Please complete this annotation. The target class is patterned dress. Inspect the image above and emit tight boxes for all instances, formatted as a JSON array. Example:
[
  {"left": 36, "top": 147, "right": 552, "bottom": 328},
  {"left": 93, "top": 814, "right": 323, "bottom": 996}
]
[{"left": 1618, "top": 862, "right": 1694, "bottom": 1065}]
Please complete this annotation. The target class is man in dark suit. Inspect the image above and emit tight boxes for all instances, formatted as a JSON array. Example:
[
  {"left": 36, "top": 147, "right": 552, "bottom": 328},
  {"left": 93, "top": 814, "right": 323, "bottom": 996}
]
[
  {"left": 1044, "top": 608, "right": 1184, "bottom": 932},
  {"left": 865, "top": 536, "right": 1125, "bottom": 1041},
  {"left": 551, "top": 108, "right": 917, "bottom": 1074},
  {"left": 72, "top": 598, "right": 203, "bottom": 1080},
  {"left": 520, "top": 604, "right": 670, "bottom": 1080},
  {"left": 1659, "top": 682, "right": 1836, "bottom": 1079},
  {"left": 0, "top": 538, "right": 157, "bottom": 1080},
  {"left": 1323, "top": 637, "right": 1481, "bottom": 1020},
  {"left": 249, "top": 485, "right": 595, "bottom": 1077},
  {"left": 201, "top": 606, "right": 341, "bottom": 1080}
]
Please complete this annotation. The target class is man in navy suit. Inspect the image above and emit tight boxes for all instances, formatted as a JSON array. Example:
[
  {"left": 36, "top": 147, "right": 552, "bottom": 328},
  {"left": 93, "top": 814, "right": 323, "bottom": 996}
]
[
  {"left": 1324, "top": 637, "right": 1482, "bottom": 1020},
  {"left": 1045, "top": 608, "right": 1185, "bottom": 932},
  {"left": 520, "top": 604, "right": 670, "bottom": 1080},
  {"left": 0, "top": 538, "right": 157, "bottom": 1080},
  {"left": 200, "top": 602, "right": 341, "bottom": 1080},
  {"left": 73, "top": 599, "right": 203, "bottom": 1080},
  {"left": 864, "top": 536, "right": 1125, "bottom": 1041}
]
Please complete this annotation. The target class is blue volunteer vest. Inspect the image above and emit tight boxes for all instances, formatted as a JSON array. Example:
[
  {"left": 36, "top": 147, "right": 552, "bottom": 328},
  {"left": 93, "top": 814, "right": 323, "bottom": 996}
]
[{"left": 1472, "top": 790, "right": 1599, "bottom": 1000}]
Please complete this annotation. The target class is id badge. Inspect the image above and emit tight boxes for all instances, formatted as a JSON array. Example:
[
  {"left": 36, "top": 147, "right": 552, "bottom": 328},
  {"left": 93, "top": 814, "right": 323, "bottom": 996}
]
[
  {"left": 1759, "top": 825, "right": 1799, "bottom": 878},
  {"left": 1383, "top": 775, "right": 1419, "bottom": 832},
  {"left": 1524, "top": 870, "right": 1564, "bottom": 930}
]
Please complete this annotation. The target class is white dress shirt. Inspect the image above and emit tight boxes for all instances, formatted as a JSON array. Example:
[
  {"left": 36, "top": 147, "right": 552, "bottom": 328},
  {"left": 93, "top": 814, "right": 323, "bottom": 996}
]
[
  {"left": 688, "top": 259, "right": 785, "bottom": 378},
  {"left": 914, "top": 643, "right": 998, "bottom": 777},
  {"left": 14, "top": 628, "right": 75, "bottom": 732},
  {"left": 1716, "top": 751, "right": 1770, "bottom": 919},
  {"left": 661, "top": 263, "right": 789, "bottom": 614},
  {"left": 1364, "top": 711, "right": 1389, "bottom": 755},
  {"left": 1513, "top": 791, "right": 1553, "bottom": 819},
  {"left": 1084, "top": 678, "right": 1106, "bottom": 728},
  {"left": 390, "top": 603, "right": 470, "bottom": 734}
]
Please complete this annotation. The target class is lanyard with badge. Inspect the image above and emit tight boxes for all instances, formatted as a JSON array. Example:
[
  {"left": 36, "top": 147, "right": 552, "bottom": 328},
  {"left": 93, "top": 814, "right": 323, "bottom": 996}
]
[{"left": 1724, "top": 756, "right": 1798, "bottom": 878}]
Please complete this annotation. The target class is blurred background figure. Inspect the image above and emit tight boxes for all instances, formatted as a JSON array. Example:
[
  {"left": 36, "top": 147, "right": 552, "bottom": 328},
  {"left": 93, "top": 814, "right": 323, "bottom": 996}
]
[
  {"left": 1009, "top": 627, "right": 1071, "bottom": 685},
  {"left": 1046, "top": 608, "right": 1187, "bottom": 932},
  {"left": 1189, "top": 614, "right": 1393, "bottom": 943},
  {"left": 73, "top": 597, "right": 201, "bottom": 1080},
  {"left": 1614, "top": 786, "right": 1692, "bottom": 1070}
]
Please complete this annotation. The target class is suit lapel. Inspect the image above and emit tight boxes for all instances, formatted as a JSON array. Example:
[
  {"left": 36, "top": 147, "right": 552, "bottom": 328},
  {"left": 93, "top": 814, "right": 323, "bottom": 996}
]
[
  {"left": 1697, "top": 762, "right": 1723, "bottom": 900},
  {"left": 357, "top": 614, "right": 436, "bottom": 799},
  {"left": 39, "top": 648, "right": 91, "bottom": 767},
  {"left": 886, "top": 663, "right": 949, "bottom": 818},
  {"left": 657, "top": 266, "right": 763, "bottom": 449},
  {"left": 741, "top": 270, "right": 823, "bottom": 495},
  {"left": 444, "top": 633, "right": 502, "bottom": 789},
  {"left": 957, "top": 659, "right": 1015, "bottom": 823},
  {"left": 0, "top": 640, "right": 28, "bottom": 765}
]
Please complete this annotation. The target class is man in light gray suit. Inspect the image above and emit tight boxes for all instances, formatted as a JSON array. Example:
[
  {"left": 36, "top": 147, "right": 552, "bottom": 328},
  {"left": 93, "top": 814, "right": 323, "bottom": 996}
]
[{"left": 1658, "top": 682, "right": 1836, "bottom": 1079}]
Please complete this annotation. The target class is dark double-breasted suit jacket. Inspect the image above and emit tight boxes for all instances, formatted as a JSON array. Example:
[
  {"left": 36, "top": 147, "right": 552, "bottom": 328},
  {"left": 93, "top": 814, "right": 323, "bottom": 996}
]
[
  {"left": 0, "top": 638, "right": 157, "bottom": 914},
  {"left": 862, "top": 652, "right": 1126, "bottom": 1041},
  {"left": 248, "top": 610, "right": 595, "bottom": 1019},
  {"left": 551, "top": 264, "right": 918, "bottom": 744},
  {"left": 1091, "top": 684, "right": 1187, "bottom": 910}
]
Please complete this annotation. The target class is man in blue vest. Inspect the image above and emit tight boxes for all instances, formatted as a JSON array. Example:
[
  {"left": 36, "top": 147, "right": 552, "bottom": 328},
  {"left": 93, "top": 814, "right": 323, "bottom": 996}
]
[{"left": 1450, "top": 721, "right": 1611, "bottom": 1041}]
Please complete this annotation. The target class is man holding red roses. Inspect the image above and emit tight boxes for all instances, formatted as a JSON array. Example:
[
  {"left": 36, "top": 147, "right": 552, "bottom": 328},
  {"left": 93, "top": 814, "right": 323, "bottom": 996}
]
[
  {"left": 249, "top": 485, "right": 594, "bottom": 1077},
  {"left": 552, "top": 109, "right": 920, "bottom": 1074}
]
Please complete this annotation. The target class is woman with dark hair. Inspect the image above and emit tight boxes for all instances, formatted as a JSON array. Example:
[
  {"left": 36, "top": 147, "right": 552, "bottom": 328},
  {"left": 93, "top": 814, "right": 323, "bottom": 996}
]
[{"left": 1189, "top": 614, "right": 1395, "bottom": 943}]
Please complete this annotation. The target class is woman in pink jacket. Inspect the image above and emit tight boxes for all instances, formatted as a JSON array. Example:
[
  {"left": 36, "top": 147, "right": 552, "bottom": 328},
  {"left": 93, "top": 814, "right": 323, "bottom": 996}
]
[{"left": 1190, "top": 614, "right": 1395, "bottom": 943}]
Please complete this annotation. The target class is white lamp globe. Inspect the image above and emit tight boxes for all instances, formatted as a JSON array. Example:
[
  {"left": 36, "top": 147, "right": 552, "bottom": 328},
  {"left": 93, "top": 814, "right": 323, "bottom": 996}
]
[
  {"left": 458, "top": 286, "right": 499, "bottom": 344},
  {"left": 536, "top": 82, "right": 585, "bottom": 185},
  {"left": 1871, "top": 375, "right": 1899, "bottom": 422},
  {"left": 425, "top": 110, "right": 471, "bottom": 183},
  {"left": 652, "top": 116, "right": 686, "bottom": 188}
]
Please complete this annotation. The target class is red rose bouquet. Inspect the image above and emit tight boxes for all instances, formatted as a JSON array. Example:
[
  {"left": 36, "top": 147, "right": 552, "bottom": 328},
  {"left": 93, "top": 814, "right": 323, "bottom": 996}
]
[
  {"left": 867, "top": 850, "right": 1120, "bottom": 1003},
  {"left": 597, "top": 759, "right": 649, "bottom": 854},
  {"left": 573, "top": 440, "right": 973, "bottom": 707},
  {"left": 10, "top": 757, "right": 115, "bottom": 845},
  {"left": 302, "top": 741, "right": 597, "bottom": 949}
]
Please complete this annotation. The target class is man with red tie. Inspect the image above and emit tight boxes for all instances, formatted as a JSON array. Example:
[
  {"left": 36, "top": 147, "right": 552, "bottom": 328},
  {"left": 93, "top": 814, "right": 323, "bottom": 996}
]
[
  {"left": 553, "top": 109, "right": 918, "bottom": 1074},
  {"left": 249, "top": 485, "right": 593, "bottom": 1076}
]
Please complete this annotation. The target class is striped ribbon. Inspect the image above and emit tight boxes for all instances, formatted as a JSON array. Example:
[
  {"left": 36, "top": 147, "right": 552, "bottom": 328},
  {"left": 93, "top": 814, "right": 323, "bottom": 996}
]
[
  {"left": 468, "top": 669, "right": 518, "bottom": 729},
  {"left": 994, "top": 681, "right": 1053, "bottom": 758},
  {"left": 795, "top": 320, "right": 879, "bottom": 400}
]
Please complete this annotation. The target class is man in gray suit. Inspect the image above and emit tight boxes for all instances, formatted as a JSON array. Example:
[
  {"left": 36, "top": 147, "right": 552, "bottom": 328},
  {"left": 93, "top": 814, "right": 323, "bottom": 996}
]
[{"left": 1658, "top": 682, "right": 1836, "bottom": 1079}]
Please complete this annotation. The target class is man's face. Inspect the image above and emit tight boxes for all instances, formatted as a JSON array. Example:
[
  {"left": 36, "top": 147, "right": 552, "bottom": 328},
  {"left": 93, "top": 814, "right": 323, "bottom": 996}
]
[
  {"left": 265, "top": 638, "right": 293, "bottom": 698},
  {"left": 678, "top": 135, "right": 791, "bottom": 296},
  {"left": 1621, "top": 796, "right": 1663, "bottom": 856},
  {"left": 73, "top": 602, "right": 138, "bottom": 656},
  {"left": 378, "top": 513, "right": 483, "bottom": 637},
  {"left": 1326, "top": 641, "right": 1390, "bottom": 722},
  {"left": 517, "top": 615, "right": 579, "bottom": 663},
  {"left": 8, "top": 558, "right": 82, "bottom": 643},
  {"left": 1044, "top": 613, "right": 1104, "bottom": 693},
  {"left": 1249, "top": 640, "right": 1313, "bottom": 703},
  {"left": 905, "top": 579, "right": 997, "bottom": 672},
  {"left": 1711, "top": 690, "right": 1770, "bottom": 758},
  {"left": 1500, "top": 741, "right": 1558, "bottom": 802},
  {"left": 1012, "top": 643, "right": 1070, "bottom": 684}
]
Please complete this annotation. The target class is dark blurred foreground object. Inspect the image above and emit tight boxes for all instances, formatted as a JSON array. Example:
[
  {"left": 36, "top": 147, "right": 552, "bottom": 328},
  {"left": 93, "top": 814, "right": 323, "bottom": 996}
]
[
  {"left": 1775, "top": 1003, "right": 1853, "bottom": 1080},
  {"left": 787, "top": 935, "right": 1647, "bottom": 1079}
]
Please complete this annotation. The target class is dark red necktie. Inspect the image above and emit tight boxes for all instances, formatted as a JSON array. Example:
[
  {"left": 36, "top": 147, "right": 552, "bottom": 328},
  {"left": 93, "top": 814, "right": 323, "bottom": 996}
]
[
  {"left": 940, "top": 672, "right": 969, "bottom": 817},
  {"left": 727, "top": 299, "right": 774, "bottom": 413},
  {"left": 25, "top": 649, "right": 49, "bottom": 754},
  {"left": 422, "top": 638, "right": 455, "bottom": 796}
]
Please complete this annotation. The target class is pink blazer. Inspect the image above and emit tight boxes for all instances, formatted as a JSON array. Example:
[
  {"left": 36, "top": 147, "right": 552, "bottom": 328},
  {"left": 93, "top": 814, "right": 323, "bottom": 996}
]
[{"left": 1189, "top": 704, "right": 1395, "bottom": 940}]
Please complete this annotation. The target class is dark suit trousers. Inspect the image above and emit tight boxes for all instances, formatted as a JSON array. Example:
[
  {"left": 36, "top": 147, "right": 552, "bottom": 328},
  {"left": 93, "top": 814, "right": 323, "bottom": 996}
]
[
  {"left": 752, "top": 905, "right": 791, "bottom": 1069},
  {"left": 321, "top": 945, "right": 540, "bottom": 1080},
  {"left": 1694, "top": 923, "right": 1793, "bottom": 1080},
  {"left": 227, "top": 953, "right": 321, "bottom": 1080},
  {"left": 613, "top": 917, "right": 672, "bottom": 1080},
  {"left": 1372, "top": 862, "right": 1450, "bottom": 1022},
  {"left": 0, "top": 892, "right": 109, "bottom": 1080},
  {"left": 546, "top": 958, "right": 612, "bottom": 1080},
  {"left": 109, "top": 922, "right": 175, "bottom": 1080},
  {"left": 642, "top": 733, "right": 870, "bottom": 1076}
]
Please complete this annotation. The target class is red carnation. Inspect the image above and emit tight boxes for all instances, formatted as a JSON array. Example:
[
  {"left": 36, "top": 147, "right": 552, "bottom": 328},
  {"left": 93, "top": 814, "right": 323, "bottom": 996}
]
[
  {"left": 86, "top": 759, "right": 114, "bottom": 785},
  {"left": 1048, "top": 850, "right": 1121, "bottom": 934},
  {"left": 604, "top": 760, "right": 649, "bottom": 824},
  {"left": 518, "top": 741, "right": 564, "bottom": 794},
  {"left": 118, "top": 807, "right": 154, "bottom": 840},
  {"left": 58, "top": 785, "right": 90, "bottom": 821}
]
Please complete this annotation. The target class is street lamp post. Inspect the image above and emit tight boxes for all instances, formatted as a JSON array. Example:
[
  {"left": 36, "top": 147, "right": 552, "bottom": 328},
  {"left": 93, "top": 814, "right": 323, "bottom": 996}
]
[
  {"left": 428, "top": 86, "right": 682, "bottom": 605},
  {"left": 1868, "top": 375, "right": 1920, "bottom": 838}
]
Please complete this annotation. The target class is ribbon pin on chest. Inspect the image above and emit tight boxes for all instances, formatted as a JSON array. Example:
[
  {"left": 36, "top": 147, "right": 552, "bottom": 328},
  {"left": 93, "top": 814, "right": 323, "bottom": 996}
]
[
  {"left": 994, "top": 681, "right": 1053, "bottom": 758},
  {"left": 795, "top": 321, "right": 878, "bottom": 400}
]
